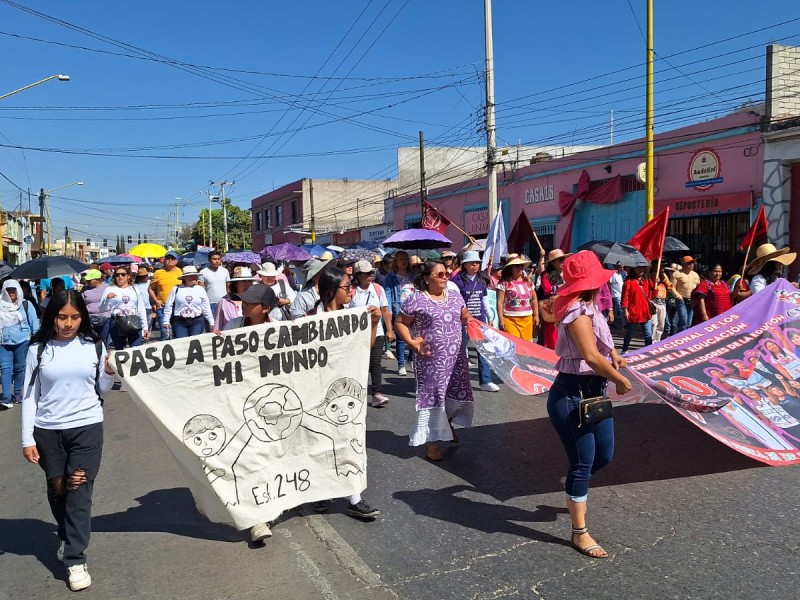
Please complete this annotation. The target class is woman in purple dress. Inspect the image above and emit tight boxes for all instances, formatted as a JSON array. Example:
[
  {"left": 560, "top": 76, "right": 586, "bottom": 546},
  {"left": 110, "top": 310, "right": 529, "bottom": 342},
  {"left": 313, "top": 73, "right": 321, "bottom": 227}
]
[{"left": 395, "top": 260, "right": 473, "bottom": 461}]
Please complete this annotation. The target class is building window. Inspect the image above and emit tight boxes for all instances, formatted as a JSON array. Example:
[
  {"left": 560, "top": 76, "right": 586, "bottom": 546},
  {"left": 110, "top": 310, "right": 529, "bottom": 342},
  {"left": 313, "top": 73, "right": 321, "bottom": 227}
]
[
  {"left": 255, "top": 211, "right": 262, "bottom": 231},
  {"left": 291, "top": 199, "right": 298, "bottom": 224},
  {"left": 276, "top": 205, "right": 283, "bottom": 227},
  {"left": 265, "top": 208, "right": 272, "bottom": 228}
]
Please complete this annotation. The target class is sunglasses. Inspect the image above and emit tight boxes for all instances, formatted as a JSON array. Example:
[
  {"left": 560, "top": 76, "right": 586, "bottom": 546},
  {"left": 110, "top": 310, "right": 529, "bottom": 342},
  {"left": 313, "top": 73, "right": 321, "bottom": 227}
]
[
  {"left": 114, "top": 272, "right": 128, "bottom": 277},
  {"left": 430, "top": 272, "right": 448, "bottom": 279}
]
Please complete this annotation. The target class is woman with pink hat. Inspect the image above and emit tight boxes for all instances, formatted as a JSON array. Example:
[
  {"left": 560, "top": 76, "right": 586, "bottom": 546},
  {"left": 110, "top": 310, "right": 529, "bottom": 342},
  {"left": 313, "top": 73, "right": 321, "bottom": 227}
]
[{"left": 548, "top": 251, "right": 631, "bottom": 559}]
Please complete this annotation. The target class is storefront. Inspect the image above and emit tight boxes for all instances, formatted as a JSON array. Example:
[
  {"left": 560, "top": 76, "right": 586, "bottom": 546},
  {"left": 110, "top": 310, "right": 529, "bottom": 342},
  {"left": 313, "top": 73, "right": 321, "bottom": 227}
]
[{"left": 391, "top": 112, "right": 764, "bottom": 272}]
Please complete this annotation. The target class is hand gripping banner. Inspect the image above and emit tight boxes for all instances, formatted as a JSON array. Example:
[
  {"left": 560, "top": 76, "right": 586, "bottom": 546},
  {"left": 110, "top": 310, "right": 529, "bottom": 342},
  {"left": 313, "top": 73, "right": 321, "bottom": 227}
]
[
  {"left": 113, "top": 308, "right": 372, "bottom": 530},
  {"left": 468, "top": 280, "right": 800, "bottom": 466}
]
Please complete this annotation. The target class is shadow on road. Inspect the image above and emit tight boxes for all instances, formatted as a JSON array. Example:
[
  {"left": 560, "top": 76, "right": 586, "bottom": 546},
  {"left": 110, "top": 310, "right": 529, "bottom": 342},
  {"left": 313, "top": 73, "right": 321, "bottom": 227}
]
[
  {"left": 393, "top": 484, "right": 570, "bottom": 547},
  {"left": 370, "top": 403, "right": 763, "bottom": 502},
  {"left": 92, "top": 488, "right": 241, "bottom": 541}
]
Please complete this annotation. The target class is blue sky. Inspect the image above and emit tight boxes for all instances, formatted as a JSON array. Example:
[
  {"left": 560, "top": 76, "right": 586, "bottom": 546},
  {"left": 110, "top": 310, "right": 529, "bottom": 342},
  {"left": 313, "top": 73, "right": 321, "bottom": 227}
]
[{"left": 0, "top": 0, "right": 798, "bottom": 245}]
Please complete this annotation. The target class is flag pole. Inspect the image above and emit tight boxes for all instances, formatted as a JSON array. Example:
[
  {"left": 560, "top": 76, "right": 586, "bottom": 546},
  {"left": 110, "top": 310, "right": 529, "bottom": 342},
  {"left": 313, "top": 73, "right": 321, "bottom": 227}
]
[
  {"left": 655, "top": 207, "right": 669, "bottom": 278},
  {"left": 531, "top": 229, "right": 544, "bottom": 254},
  {"left": 739, "top": 244, "right": 753, "bottom": 283}
]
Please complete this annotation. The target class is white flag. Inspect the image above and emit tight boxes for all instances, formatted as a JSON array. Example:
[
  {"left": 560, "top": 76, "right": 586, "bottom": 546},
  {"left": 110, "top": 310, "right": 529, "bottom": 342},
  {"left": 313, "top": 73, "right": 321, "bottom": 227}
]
[{"left": 481, "top": 202, "right": 508, "bottom": 270}]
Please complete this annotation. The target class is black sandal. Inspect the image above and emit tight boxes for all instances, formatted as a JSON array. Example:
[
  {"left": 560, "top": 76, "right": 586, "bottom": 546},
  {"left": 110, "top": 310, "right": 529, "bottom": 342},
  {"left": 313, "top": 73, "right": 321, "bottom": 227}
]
[{"left": 571, "top": 526, "right": 608, "bottom": 558}]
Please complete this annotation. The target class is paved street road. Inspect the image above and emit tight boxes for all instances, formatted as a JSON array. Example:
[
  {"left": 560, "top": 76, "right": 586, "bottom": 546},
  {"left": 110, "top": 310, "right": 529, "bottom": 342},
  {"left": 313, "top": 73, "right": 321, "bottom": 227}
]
[{"left": 1, "top": 350, "right": 798, "bottom": 599}]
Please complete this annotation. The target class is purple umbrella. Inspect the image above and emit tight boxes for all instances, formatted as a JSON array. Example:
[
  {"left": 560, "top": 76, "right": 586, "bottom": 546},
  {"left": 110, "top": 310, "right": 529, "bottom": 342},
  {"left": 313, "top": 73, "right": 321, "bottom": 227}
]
[
  {"left": 262, "top": 243, "right": 313, "bottom": 262},
  {"left": 221, "top": 251, "right": 261, "bottom": 265},
  {"left": 382, "top": 229, "right": 452, "bottom": 250}
]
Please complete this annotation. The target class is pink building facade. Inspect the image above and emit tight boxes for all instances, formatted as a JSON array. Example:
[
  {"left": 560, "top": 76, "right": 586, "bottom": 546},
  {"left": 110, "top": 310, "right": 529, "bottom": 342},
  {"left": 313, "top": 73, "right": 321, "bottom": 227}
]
[{"left": 392, "top": 112, "right": 764, "bottom": 272}]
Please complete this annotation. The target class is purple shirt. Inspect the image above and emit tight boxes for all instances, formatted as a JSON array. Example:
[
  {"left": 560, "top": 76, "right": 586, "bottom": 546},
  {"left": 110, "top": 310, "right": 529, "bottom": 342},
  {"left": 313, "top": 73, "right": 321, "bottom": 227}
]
[
  {"left": 555, "top": 301, "right": 614, "bottom": 375},
  {"left": 450, "top": 272, "right": 488, "bottom": 320}
]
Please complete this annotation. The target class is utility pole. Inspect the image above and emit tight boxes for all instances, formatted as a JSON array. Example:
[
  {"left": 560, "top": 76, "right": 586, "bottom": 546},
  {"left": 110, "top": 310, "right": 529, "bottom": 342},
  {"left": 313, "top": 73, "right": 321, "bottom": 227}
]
[
  {"left": 210, "top": 180, "right": 233, "bottom": 251},
  {"left": 419, "top": 131, "right": 427, "bottom": 221},
  {"left": 645, "top": 0, "right": 655, "bottom": 221},
  {"left": 208, "top": 192, "right": 214, "bottom": 249},
  {"left": 308, "top": 179, "right": 317, "bottom": 243},
  {"left": 484, "top": 0, "right": 498, "bottom": 224},
  {"left": 38, "top": 188, "right": 45, "bottom": 256},
  {"left": 356, "top": 197, "right": 360, "bottom": 229}
]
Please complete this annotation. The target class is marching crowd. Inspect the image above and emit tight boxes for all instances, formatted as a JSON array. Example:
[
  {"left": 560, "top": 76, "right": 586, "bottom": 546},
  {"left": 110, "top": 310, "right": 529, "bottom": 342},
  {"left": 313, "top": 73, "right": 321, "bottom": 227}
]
[{"left": 9, "top": 238, "right": 798, "bottom": 590}]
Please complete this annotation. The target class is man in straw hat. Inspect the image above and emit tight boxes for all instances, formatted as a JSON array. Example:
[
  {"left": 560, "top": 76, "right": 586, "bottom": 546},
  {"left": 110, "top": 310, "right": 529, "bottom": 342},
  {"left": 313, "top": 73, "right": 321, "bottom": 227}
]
[
  {"left": 549, "top": 250, "right": 631, "bottom": 559},
  {"left": 737, "top": 243, "right": 798, "bottom": 300},
  {"left": 289, "top": 258, "right": 335, "bottom": 319}
]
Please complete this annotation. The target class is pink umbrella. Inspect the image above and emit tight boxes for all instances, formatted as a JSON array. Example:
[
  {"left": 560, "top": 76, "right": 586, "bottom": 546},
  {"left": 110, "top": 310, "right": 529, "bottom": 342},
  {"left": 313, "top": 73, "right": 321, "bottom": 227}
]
[{"left": 119, "top": 253, "right": 143, "bottom": 263}]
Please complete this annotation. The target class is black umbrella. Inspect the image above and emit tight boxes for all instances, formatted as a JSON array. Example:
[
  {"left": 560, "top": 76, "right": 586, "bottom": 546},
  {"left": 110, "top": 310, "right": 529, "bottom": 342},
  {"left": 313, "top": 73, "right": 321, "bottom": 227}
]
[
  {"left": 10, "top": 256, "right": 89, "bottom": 280},
  {"left": 663, "top": 236, "right": 690, "bottom": 253},
  {"left": 577, "top": 240, "right": 649, "bottom": 268},
  {"left": 0, "top": 260, "right": 14, "bottom": 279}
]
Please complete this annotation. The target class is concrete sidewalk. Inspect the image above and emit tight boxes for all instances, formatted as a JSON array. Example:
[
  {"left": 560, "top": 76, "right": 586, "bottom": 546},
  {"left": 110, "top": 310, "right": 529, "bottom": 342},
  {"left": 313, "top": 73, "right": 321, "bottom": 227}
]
[{"left": 0, "top": 388, "right": 398, "bottom": 600}]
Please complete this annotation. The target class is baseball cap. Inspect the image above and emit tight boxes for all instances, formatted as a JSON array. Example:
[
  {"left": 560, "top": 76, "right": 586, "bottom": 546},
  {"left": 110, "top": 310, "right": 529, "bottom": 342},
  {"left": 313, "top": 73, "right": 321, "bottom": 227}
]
[
  {"left": 354, "top": 260, "right": 374, "bottom": 274},
  {"left": 238, "top": 283, "right": 276, "bottom": 307},
  {"left": 84, "top": 269, "right": 103, "bottom": 281},
  {"left": 165, "top": 251, "right": 179, "bottom": 259}
]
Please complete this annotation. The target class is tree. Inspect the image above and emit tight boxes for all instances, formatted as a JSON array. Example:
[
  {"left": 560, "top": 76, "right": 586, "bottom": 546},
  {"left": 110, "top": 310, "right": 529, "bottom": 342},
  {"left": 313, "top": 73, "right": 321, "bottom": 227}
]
[
  {"left": 115, "top": 235, "right": 125, "bottom": 255},
  {"left": 190, "top": 198, "right": 252, "bottom": 250}
]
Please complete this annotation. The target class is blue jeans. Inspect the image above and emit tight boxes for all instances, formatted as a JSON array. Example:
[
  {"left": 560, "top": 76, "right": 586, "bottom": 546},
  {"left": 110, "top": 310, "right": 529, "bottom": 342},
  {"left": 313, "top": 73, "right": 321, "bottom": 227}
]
[
  {"left": 392, "top": 313, "right": 406, "bottom": 368},
  {"left": 156, "top": 307, "right": 171, "bottom": 340},
  {"left": 547, "top": 373, "right": 614, "bottom": 501},
  {"left": 109, "top": 322, "right": 143, "bottom": 351},
  {"left": 172, "top": 316, "right": 205, "bottom": 338},
  {"left": 210, "top": 303, "right": 218, "bottom": 318},
  {"left": 463, "top": 329, "right": 492, "bottom": 385},
  {"left": 622, "top": 319, "right": 653, "bottom": 353},
  {"left": 673, "top": 299, "right": 692, "bottom": 333},
  {"left": 612, "top": 297, "right": 626, "bottom": 329},
  {"left": 0, "top": 341, "right": 28, "bottom": 402}
]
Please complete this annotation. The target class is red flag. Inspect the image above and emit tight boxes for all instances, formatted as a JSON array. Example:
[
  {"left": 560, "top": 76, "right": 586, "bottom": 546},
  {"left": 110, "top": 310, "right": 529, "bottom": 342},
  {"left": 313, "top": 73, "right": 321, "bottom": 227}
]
[
  {"left": 507, "top": 210, "right": 536, "bottom": 254},
  {"left": 628, "top": 207, "right": 670, "bottom": 261},
  {"left": 421, "top": 200, "right": 451, "bottom": 235},
  {"left": 740, "top": 205, "right": 768, "bottom": 250}
]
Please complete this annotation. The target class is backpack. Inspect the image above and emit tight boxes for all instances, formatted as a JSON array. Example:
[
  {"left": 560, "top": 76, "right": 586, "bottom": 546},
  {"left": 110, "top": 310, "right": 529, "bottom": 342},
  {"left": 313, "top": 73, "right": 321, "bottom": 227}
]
[
  {"left": 276, "top": 280, "right": 293, "bottom": 321},
  {"left": 349, "top": 282, "right": 385, "bottom": 305},
  {"left": 27, "top": 339, "right": 106, "bottom": 405}
]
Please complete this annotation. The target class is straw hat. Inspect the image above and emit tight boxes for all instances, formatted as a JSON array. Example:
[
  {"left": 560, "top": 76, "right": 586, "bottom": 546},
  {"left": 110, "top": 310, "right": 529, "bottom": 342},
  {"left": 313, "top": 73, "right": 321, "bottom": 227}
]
[
  {"left": 178, "top": 266, "right": 200, "bottom": 279},
  {"left": 409, "top": 255, "right": 423, "bottom": 266},
  {"left": 230, "top": 266, "right": 256, "bottom": 281},
  {"left": 546, "top": 248, "right": 571, "bottom": 264},
  {"left": 746, "top": 243, "right": 797, "bottom": 275},
  {"left": 502, "top": 254, "right": 532, "bottom": 270}
]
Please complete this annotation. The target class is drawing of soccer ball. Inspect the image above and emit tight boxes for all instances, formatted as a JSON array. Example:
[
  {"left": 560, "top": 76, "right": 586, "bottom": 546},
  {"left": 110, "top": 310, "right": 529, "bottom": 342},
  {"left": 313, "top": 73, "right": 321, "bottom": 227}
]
[{"left": 243, "top": 383, "right": 304, "bottom": 442}]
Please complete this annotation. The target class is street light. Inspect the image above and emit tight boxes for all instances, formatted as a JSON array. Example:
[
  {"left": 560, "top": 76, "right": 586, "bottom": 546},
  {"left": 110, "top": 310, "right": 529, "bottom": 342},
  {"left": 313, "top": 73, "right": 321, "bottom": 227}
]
[
  {"left": 38, "top": 181, "right": 83, "bottom": 256},
  {"left": 208, "top": 195, "right": 230, "bottom": 251},
  {"left": 0, "top": 74, "right": 70, "bottom": 101}
]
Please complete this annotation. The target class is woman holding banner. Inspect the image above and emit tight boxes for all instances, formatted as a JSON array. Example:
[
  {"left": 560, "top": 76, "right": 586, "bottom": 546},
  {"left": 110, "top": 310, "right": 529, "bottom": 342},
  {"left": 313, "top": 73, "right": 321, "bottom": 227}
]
[
  {"left": 548, "top": 251, "right": 631, "bottom": 559},
  {"left": 309, "top": 266, "right": 382, "bottom": 520}
]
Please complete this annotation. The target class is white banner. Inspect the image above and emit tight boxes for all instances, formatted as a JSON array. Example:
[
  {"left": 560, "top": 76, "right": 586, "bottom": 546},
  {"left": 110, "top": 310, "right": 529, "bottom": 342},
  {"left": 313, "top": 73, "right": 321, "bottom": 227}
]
[{"left": 113, "top": 308, "right": 372, "bottom": 530}]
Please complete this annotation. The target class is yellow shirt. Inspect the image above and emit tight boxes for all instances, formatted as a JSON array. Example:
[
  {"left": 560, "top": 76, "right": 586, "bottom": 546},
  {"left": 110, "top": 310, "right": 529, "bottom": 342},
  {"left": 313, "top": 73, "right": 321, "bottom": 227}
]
[
  {"left": 150, "top": 267, "right": 183, "bottom": 303},
  {"left": 671, "top": 270, "right": 700, "bottom": 299}
]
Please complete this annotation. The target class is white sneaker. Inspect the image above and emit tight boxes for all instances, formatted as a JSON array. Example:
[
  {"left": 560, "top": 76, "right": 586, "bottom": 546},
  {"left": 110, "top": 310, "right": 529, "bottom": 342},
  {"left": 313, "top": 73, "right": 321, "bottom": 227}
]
[
  {"left": 250, "top": 522, "right": 272, "bottom": 542},
  {"left": 57, "top": 541, "right": 65, "bottom": 562},
  {"left": 0, "top": 401, "right": 13, "bottom": 410},
  {"left": 67, "top": 564, "right": 91, "bottom": 591},
  {"left": 480, "top": 382, "right": 500, "bottom": 392},
  {"left": 398, "top": 367, "right": 407, "bottom": 376},
  {"left": 371, "top": 393, "right": 389, "bottom": 407},
  {"left": 383, "top": 350, "right": 396, "bottom": 360}
]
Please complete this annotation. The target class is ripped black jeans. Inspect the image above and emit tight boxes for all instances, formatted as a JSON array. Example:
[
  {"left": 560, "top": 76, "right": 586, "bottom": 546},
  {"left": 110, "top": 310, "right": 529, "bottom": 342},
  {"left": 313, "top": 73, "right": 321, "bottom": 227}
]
[{"left": 33, "top": 423, "right": 103, "bottom": 567}]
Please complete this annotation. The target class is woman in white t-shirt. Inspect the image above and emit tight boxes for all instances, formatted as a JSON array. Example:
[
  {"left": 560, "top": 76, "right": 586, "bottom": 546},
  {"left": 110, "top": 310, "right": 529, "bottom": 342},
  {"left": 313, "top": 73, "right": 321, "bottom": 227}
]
[
  {"left": 164, "top": 266, "right": 218, "bottom": 338},
  {"left": 21, "top": 290, "right": 115, "bottom": 592},
  {"left": 349, "top": 260, "right": 394, "bottom": 407},
  {"left": 99, "top": 265, "right": 149, "bottom": 350}
]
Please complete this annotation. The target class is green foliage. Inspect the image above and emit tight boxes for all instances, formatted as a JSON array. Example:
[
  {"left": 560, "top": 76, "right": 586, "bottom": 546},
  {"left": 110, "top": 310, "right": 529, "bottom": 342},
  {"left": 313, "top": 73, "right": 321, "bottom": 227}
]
[{"left": 190, "top": 198, "right": 252, "bottom": 250}]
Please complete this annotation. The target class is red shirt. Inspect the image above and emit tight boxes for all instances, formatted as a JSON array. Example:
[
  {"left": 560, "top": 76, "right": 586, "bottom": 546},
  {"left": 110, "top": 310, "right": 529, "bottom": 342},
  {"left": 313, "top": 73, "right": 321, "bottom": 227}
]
[
  {"left": 621, "top": 277, "right": 654, "bottom": 323},
  {"left": 695, "top": 279, "right": 732, "bottom": 318}
]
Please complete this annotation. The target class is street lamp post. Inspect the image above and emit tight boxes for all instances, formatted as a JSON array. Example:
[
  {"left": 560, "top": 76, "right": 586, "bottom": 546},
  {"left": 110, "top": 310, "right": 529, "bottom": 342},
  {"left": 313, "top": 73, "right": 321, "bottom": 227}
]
[
  {"left": 0, "top": 74, "right": 70, "bottom": 101},
  {"left": 38, "top": 181, "right": 83, "bottom": 256}
]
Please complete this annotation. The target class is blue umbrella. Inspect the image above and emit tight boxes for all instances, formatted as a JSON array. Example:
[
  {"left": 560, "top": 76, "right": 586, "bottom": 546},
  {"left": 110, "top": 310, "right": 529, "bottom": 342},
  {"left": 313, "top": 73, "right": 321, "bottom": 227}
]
[
  {"left": 349, "top": 240, "right": 381, "bottom": 250},
  {"left": 304, "top": 244, "right": 338, "bottom": 258},
  {"left": 104, "top": 255, "right": 136, "bottom": 265}
]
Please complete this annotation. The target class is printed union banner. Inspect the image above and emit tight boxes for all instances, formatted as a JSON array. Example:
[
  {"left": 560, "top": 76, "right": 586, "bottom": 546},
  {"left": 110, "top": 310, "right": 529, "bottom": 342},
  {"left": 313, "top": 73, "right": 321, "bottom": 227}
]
[
  {"left": 468, "top": 280, "right": 800, "bottom": 466},
  {"left": 113, "top": 308, "right": 372, "bottom": 530}
]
